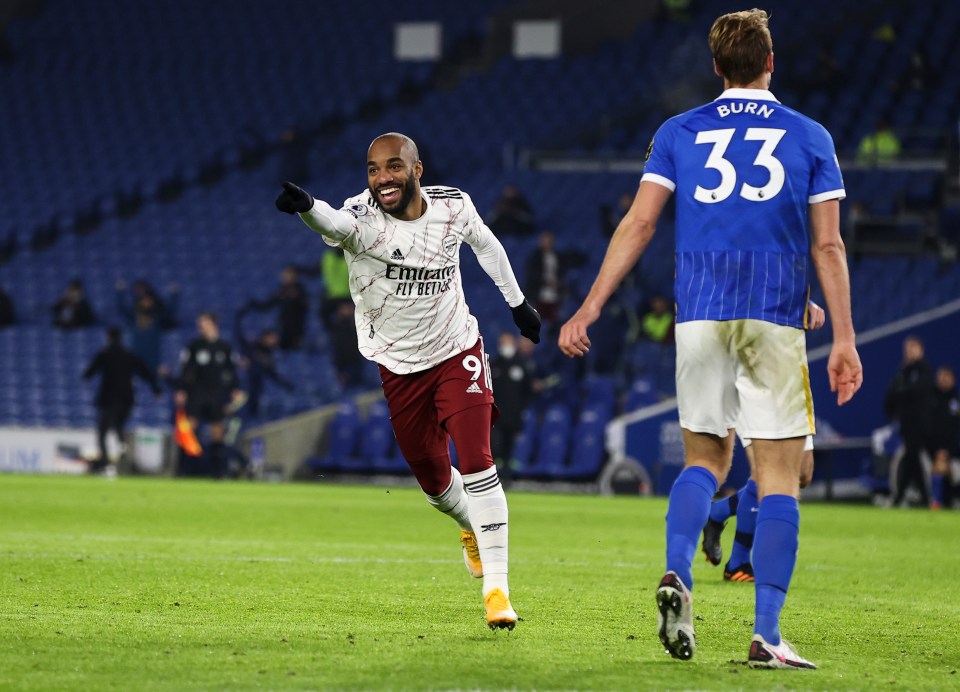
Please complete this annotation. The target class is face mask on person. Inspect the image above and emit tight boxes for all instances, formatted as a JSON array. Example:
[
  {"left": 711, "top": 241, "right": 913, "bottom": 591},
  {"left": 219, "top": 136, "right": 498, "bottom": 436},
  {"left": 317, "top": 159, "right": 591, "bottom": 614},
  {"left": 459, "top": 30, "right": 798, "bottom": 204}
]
[{"left": 499, "top": 343, "right": 517, "bottom": 359}]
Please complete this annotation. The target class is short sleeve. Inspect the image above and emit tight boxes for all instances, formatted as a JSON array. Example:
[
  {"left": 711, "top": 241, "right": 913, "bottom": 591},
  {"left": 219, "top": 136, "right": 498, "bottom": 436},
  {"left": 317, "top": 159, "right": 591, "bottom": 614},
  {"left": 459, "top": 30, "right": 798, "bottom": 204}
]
[
  {"left": 640, "top": 119, "right": 678, "bottom": 192},
  {"left": 808, "top": 124, "right": 846, "bottom": 204}
]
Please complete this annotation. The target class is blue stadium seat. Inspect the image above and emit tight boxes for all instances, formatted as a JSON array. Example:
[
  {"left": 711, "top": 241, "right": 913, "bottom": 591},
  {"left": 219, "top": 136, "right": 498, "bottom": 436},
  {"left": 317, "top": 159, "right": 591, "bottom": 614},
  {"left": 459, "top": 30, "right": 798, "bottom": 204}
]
[{"left": 307, "top": 402, "right": 360, "bottom": 472}]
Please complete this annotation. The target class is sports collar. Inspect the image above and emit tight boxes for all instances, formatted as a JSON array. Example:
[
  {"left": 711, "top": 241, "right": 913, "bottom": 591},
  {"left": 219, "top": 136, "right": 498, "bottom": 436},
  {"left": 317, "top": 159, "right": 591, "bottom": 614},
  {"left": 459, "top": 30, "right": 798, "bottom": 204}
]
[{"left": 715, "top": 88, "right": 780, "bottom": 103}]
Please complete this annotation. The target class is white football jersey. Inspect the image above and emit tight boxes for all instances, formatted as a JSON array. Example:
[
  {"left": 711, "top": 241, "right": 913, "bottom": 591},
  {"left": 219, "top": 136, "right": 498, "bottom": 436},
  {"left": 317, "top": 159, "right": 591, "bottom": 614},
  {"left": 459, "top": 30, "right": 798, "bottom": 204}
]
[{"left": 305, "top": 186, "right": 523, "bottom": 374}]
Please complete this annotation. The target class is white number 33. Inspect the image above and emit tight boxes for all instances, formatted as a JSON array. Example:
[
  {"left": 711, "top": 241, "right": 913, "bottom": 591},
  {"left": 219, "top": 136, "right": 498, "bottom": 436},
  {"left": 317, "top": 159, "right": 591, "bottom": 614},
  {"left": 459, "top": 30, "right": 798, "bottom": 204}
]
[{"left": 694, "top": 127, "right": 786, "bottom": 204}]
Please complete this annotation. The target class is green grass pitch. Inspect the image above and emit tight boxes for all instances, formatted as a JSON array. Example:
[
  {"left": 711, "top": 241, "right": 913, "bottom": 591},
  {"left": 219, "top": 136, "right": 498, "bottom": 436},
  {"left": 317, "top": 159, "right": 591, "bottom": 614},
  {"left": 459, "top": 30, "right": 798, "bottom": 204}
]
[{"left": 1, "top": 475, "right": 958, "bottom": 691}]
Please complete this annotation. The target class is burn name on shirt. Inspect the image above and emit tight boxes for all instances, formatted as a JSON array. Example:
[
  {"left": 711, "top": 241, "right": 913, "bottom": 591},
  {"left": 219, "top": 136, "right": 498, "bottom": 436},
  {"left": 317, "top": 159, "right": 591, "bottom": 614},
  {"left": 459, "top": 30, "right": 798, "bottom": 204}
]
[
  {"left": 716, "top": 101, "right": 775, "bottom": 118},
  {"left": 385, "top": 264, "right": 456, "bottom": 297}
]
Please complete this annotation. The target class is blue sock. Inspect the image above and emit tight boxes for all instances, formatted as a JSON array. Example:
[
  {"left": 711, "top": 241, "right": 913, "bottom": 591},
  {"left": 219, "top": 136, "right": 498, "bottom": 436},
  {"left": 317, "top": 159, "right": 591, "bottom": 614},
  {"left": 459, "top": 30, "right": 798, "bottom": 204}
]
[
  {"left": 665, "top": 466, "right": 718, "bottom": 590},
  {"left": 709, "top": 491, "right": 738, "bottom": 524},
  {"left": 753, "top": 494, "right": 799, "bottom": 646},
  {"left": 728, "top": 479, "right": 758, "bottom": 567},
  {"left": 931, "top": 474, "right": 944, "bottom": 504}
]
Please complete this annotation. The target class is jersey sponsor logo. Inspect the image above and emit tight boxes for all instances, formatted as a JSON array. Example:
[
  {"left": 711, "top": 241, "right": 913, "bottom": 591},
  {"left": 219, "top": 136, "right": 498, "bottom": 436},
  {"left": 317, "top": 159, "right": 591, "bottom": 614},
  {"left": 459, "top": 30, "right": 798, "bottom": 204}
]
[
  {"left": 442, "top": 235, "right": 457, "bottom": 258},
  {"left": 342, "top": 203, "right": 371, "bottom": 218},
  {"left": 390, "top": 248, "right": 405, "bottom": 261},
  {"left": 385, "top": 264, "right": 456, "bottom": 297},
  {"left": 480, "top": 522, "right": 506, "bottom": 532},
  {"left": 465, "top": 382, "right": 483, "bottom": 394}
]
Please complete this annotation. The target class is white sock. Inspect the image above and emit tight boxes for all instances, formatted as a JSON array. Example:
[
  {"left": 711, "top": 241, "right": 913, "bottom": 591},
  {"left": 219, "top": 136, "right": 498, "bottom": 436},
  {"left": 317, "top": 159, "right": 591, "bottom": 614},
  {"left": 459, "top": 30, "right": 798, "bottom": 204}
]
[
  {"left": 424, "top": 467, "right": 473, "bottom": 532},
  {"left": 463, "top": 466, "right": 509, "bottom": 596}
]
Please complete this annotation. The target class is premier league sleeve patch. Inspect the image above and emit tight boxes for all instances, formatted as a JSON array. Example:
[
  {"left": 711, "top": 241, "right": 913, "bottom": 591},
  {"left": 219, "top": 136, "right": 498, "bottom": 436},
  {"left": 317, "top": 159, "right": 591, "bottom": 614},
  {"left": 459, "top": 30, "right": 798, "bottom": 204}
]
[{"left": 342, "top": 203, "right": 370, "bottom": 219}]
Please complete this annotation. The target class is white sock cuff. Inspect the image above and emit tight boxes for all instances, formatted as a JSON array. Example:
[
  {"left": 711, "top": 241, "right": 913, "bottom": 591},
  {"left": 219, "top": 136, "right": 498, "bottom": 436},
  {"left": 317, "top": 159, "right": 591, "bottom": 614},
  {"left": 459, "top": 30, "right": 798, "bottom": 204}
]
[
  {"left": 462, "top": 466, "right": 501, "bottom": 496},
  {"left": 425, "top": 467, "right": 464, "bottom": 511}
]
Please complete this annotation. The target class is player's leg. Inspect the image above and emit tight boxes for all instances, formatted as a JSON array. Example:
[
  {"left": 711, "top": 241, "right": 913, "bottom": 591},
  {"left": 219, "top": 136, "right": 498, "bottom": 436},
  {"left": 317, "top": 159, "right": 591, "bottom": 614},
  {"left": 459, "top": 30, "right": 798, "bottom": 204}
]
[
  {"left": 445, "top": 404, "right": 517, "bottom": 629},
  {"left": 380, "top": 363, "right": 483, "bottom": 598},
  {"left": 671, "top": 430, "right": 733, "bottom": 587},
  {"left": 747, "top": 436, "right": 815, "bottom": 668},
  {"left": 930, "top": 450, "right": 948, "bottom": 509},
  {"left": 94, "top": 406, "right": 111, "bottom": 472},
  {"left": 381, "top": 367, "right": 473, "bottom": 531},
  {"left": 663, "top": 321, "right": 738, "bottom": 660},
  {"left": 725, "top": 438, "right": 813, "bottom": 582},
  {"left": 720, "top": 443, "right": 758, "bottom": 581},
  {"left": 894, "top": 441, "right": 924, "bottom": 506},
  {"left": 703, "top": 436, "right": 754, "bottom": 569},
  {"left": 738, "top": 322, "right": 816, "bottom": 669},
  {"left": 438, "top": 338, "right": 516, "bottom": 630},
  {"left": 207, "top": 408, "right": 227, "bottom": 479}
]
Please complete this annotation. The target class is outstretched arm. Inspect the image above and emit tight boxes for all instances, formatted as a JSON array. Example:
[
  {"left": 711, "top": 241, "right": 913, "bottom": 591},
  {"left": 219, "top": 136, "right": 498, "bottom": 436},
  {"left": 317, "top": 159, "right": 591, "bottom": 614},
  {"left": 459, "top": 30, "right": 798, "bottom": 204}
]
[
  {"left": 276, "top": 182, "right": 355, "bottom": 247},
  {"left": 559, "top": 181, "right": 671, "bottom": 357}
]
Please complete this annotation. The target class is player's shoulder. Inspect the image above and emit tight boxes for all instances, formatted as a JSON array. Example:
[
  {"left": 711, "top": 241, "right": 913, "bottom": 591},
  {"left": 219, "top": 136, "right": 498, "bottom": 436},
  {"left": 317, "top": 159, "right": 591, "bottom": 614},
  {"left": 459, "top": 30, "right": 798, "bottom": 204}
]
[
  {"left": 774, "top": 102, "right": 839, "bottom": 152},
  {"left": 339, "top": 191, "right": 381, "bottom": 220}
]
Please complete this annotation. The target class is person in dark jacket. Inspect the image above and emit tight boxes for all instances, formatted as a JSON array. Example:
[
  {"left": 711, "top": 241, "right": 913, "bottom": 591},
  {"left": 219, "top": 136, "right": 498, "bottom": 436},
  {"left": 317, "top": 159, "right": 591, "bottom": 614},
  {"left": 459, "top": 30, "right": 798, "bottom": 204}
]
[
  {"left": 929, "top": 366, "right": 959, "bottom": 509},
  {"left": 248, "top": 266, "right": 309, "bottom": 351},
  {"left": 83, "top": 327, "right": 161, "bottom": 472},
  {"left": 490, "top": 332, "right": 538, "bottom": 482},
  {"left": 885, "top": 335, "right": 936, "bottom": 507},
  {"left": 52, "top": 278, "right": 95, "bottom": 329},
  {"left": 115, "top": 279, "right": 179, "bottom": 373},
  {"left": 330, "top": 301, "right": 362, "bottom": 388},
  {"left": 234, "top": 307, "right": 293, "bottom": 418},
  {"left": 0, "top": 285, "right": 14, "bottom": 327},
  {"left": 175, "top": 312, "right": 243, "bottom": 477}
]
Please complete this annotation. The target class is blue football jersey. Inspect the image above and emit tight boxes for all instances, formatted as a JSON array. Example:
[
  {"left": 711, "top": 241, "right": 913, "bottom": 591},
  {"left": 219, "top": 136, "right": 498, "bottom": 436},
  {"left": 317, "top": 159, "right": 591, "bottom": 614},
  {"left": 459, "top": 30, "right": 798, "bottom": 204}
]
[{"left": 641, "top": 88, "right": 845, "bottom": 328}]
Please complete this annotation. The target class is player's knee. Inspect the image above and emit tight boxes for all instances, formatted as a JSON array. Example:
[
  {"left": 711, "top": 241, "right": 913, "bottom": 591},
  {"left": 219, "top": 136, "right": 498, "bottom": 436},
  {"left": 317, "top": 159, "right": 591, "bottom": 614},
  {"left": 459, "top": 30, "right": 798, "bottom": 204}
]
[{"left": 408, "top": 455, "right": 452, "bottom": 497}]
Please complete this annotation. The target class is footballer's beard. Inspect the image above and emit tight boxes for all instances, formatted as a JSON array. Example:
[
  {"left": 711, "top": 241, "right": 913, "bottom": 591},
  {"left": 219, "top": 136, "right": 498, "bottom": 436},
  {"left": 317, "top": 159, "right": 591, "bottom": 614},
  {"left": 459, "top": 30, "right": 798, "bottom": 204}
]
[{"left": 371, "top": 180, "right": 416, "bottom": 216}]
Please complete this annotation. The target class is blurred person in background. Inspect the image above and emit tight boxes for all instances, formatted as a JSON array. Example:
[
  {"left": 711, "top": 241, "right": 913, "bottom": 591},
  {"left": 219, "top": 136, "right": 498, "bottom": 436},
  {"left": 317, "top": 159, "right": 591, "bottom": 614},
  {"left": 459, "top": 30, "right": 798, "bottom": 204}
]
[
  {"left": 490, "top": 332, "right": 537, "bottom": 483},
  {"left": 297, "top": 247, "right": 353, "bottom": 331},
  {"left": 52, "top": 278, "right": 95, "bottom": 329},
  {"left": 488, "top": 184, "right": 535, "bottom": 236},
  {"left": 83, "top": 326, "right": 161, "bottom": 474},
  {"left": 234, "top": 306, "right": 293, "bottom": 419},
  {"left": 641, "top": 294, "right": 675, "bottom": 343},
  {"left": 115, "top": 278, "right": 179, "bottom": 374},
  {"left": 929, "top": 365, "right": 959, "bottom": 509},
  {"left": 856, "top": 117, "right": 901, "bottom": 165},
  {"left": 0, "top": 285, "right": 14, "bottom": 327},
  {"left": 524, "top": 230, "right": 564, "bottom": 324},
  {"left": 248, "top": 265, "right": 309, "bottom": 351},
  {"left": 600, "top": 192, "right": 635, "bottom": 238},
  {"left": 330, "top": 301, "right": 362, "bottom": 389},
  {"left": 885, "top": 335, "right": 935, "bottom": 507},
  {"left": 175, "top": 312, "right": 244, "bottom": 478}
]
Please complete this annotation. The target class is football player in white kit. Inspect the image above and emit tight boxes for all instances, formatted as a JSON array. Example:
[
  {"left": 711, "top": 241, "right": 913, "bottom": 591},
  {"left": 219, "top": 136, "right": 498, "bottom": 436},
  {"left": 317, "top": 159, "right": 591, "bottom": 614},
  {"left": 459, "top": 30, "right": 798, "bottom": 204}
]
[{"left": 276, "top": 132, "right": 541, "bottom": 630}]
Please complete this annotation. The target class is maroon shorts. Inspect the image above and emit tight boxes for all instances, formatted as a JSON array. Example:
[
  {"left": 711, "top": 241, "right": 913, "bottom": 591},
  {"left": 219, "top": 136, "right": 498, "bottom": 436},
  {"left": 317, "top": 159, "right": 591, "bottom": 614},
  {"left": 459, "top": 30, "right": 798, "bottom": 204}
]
[{"left": 379, "top": 337, "right": 498, "bottom": 463}]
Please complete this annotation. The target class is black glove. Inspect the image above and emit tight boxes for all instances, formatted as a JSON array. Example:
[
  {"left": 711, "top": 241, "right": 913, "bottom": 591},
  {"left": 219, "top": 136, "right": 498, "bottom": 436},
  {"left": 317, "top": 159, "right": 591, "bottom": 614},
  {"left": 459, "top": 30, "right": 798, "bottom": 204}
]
[
  {"left": 275, "top": 181, "right": 314, "bottom": 214},
  {"left": 511, "top": 300, "right": 541, "bottom": 344}
]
